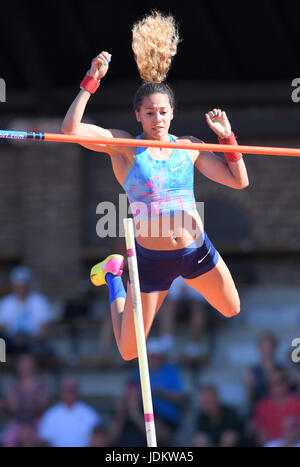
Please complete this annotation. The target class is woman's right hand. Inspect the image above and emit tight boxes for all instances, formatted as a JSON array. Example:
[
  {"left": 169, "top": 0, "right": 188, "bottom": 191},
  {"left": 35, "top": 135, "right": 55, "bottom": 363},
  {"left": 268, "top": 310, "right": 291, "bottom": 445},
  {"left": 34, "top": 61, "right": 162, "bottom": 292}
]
[{"left": 89, "top": 51, "right": 112, "bottom": 80}]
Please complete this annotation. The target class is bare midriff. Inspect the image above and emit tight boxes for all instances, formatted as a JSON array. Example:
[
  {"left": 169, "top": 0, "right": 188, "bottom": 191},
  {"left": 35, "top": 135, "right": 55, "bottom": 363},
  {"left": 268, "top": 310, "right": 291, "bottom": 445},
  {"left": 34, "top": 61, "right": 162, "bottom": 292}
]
[{"left": 134, "top": 209, "right": 204, "bottom": 250}]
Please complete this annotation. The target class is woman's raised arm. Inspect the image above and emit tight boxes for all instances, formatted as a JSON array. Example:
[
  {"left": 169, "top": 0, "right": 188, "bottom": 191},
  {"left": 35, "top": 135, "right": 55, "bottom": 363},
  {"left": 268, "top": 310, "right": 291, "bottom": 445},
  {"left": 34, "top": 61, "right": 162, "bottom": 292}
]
[
  {"left": 61, "top": 51, "right": 131, "bottom": 154},
  {"left": 194, "top": 109, "right": 249, "bottom": 189}
]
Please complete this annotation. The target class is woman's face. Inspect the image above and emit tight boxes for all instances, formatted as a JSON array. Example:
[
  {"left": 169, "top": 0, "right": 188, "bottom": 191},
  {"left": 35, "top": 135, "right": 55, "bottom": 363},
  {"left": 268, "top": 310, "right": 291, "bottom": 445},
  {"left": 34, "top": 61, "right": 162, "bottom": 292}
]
[{"left": 135, "top": 92, "right": 173, "bottom": 140}]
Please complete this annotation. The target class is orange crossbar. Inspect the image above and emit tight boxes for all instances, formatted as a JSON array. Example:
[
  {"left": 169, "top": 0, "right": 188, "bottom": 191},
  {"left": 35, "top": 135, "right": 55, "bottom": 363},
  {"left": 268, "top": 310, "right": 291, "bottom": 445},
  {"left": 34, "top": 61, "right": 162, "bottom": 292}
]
[{"left": 43, "top": 133, "right": 300, "bottom": 157}]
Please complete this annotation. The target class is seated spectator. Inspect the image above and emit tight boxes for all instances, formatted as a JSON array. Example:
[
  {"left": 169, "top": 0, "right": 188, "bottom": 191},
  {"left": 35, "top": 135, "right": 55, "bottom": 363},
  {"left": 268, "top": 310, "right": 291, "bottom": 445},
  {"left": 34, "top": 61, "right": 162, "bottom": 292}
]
[
  {"left": 293, "top": 368, "right": 300, "bottom": 394},
  {"left": 157, "top": 276, "right": 211, "bottom": 359},
  {"left": 2, "top": 352, "right": 49, "bottom": 447},
  {"left": 63, "top": 278, "right": 115, "bottom": 359},
  {"left": 106, "top": 381, "right": 147, "bottom": 447},
  {"left": 0, "top": 385, "right": 6, "bottom": 441},
  {"left": 0, "top": 266, "right": 53, "bottom": 356},
  {"left": 89, "top": 424, "right": 108, "bottom": 447},
  {"left": 244, "top": 331, "right": 280, "bottom": 412},
  {"left": 7, "top": 416, "right": 44, "bottom": 447},
  {"left": 253, "top": 366, "right": 300, "bottom": 446},
  {"left": 131, "top": 337, "right": 188, "bottom": 446},
  {"left": 0, "top": 385, "right": 5, "bottom": 417},
  {"left": 193, "top": 385, "right": 243, "bottom": 447},
  {"left": 38, "top": 376, "right": 101, "bottom": 447},
  {"left": 264, "top": 416, "right": 300, "bottom": 447},
  {"left": 6, "top": 352, "right": 49, "bottom": 419}
]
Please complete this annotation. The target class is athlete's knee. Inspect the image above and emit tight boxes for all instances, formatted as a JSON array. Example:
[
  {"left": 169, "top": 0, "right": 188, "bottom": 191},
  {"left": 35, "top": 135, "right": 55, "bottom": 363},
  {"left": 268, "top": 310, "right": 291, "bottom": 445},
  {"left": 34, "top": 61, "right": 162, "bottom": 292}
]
[
  {"left": 119, "top": 344, "right": 138, "bottom": 361},
  {"left": 221, "top": 298, "right": 240, "bottom": 318},
  {"left": 227, "top": 304, "right": 240, "bottom": 318},
  {"left": 122, "top": 351, "right": 138, "bottom": 361}
]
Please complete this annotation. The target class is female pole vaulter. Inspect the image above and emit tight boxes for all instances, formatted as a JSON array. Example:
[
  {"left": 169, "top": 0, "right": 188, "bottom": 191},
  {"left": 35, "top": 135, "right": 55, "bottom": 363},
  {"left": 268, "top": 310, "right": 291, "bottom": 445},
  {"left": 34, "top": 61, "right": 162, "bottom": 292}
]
[{"left": 61, "top": 11, "right": 249, "bottom": 361}]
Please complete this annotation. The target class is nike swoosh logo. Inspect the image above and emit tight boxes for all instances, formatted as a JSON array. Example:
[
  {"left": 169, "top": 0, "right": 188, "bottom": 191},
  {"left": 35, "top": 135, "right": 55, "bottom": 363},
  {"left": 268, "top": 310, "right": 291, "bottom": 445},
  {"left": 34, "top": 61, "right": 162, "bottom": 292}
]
[
  {"left": 171, "top": 163, "right": 186, "bottom": 171},
  {"left": 197, "top": 247, "right": 211, "bottom": 264}
]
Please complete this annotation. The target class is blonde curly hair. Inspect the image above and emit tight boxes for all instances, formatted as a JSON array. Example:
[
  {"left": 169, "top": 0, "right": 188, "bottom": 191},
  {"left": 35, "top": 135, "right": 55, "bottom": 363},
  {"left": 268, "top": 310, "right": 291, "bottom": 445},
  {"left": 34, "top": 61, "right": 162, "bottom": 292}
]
[{"left": 132, "top": 10, "right": 181, "bottom": 83}]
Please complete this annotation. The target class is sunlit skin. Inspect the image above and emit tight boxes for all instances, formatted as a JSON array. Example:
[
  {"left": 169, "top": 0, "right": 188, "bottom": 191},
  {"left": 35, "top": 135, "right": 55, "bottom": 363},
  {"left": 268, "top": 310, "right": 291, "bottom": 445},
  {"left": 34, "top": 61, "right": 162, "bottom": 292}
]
[
  {"left": 134, "top": 93, "right": 201, "bottom": 241},
  {"left": 135, "top": 93, "right": 174, "bottom": 144},
  {"left": 61, "top": 50, "right": 247, "bottom": 360}
]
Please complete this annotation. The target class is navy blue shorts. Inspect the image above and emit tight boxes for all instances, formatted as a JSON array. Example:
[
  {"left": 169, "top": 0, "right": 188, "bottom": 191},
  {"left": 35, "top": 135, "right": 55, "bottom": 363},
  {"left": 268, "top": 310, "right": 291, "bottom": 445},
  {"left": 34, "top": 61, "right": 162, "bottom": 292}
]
[{"left": 135, "top": 231, "right": 219, "bottom": 293}]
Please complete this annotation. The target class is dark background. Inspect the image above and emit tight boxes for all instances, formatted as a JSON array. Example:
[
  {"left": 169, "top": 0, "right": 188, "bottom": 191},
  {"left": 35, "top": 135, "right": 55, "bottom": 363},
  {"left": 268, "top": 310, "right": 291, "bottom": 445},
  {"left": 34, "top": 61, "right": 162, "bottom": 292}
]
[
  {"left": 2, "top": 1, "right": 300, "bottom": 84},
  {"left": 1, "top": 0, "right": 300, "bottom": 112},
  {"left": 1, "top": 0, "right": 300, "bottom": 293}
]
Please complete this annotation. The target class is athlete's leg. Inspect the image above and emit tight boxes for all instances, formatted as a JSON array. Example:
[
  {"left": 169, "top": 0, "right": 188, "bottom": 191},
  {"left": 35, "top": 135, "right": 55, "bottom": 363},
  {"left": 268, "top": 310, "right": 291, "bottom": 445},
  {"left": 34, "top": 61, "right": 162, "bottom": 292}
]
[
  {"left": 110, "top": 284, "right": 169, "bottom": 360},
  {"left": 183, "top": 255, "right": 240, "bottom": 318},
  {"left": 91, "top": 253, "right": 170, "bottom": 360}
]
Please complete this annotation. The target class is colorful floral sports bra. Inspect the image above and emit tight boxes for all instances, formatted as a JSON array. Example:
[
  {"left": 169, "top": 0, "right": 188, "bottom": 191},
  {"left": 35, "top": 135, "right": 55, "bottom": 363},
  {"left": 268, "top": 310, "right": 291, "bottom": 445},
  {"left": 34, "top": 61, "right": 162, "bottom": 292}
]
[{"left": 123, "top": 134, "right": 197, "bottom": 220}]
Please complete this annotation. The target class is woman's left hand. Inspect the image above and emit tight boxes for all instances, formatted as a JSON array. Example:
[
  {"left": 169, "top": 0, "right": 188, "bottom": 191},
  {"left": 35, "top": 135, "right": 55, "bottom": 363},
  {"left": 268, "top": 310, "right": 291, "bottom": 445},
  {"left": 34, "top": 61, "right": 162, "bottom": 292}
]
[{"left": 205, "top": 108, "right": 231, "bottom": 139}]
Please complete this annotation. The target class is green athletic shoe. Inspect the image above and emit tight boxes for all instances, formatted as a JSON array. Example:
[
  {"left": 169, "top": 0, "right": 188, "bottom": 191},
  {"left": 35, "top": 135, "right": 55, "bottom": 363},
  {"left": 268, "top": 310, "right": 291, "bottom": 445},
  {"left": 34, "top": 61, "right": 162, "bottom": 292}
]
[{"left": 90, "top": 254, "right": 124, "bottom": 286}]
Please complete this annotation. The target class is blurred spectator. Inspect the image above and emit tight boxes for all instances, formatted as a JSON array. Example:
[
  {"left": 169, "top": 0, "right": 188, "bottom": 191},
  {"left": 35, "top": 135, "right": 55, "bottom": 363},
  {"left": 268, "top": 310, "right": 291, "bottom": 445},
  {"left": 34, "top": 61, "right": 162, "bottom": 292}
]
[
  {"left": 253, "top": 367, "right": 300, "bottom": 446},
  {"left": 63, "top": 277, "right": 115, "bottom": 358},
  {"left": 6, "top": 352, "right": 49, "bottom": 419},
  {"left": 264, "top": 416, "right": 300, "bottom": 447},
  {"left": 158, "top": 276, "right": 210, "bottom": 359},
  {"left": 63, "top": 280, "right": 90, "bottom": 355},
  {"left": 0, "top": 385, "right": 6, "bottom": 442},
  {"left": 131, "top": 337, "right": 188, "bottom": 446},
  {"left": 193, "top": 385, "right": 244, "bottom": 447},
  {"left": 106, "top": 381, "right": 147, "bottom": 447},
  {"left": 293, "top": 368, "right": 300, "bottom": 394},
  {"left": 244, "top": 331, "right": 280, "bottom": 411},
  {"left": 7, "top": 416, "right": 44, "bottom": 447},
  {"left": 0, "top": 266, "right": 53, "bottom": 356},
  {"left": 0, "top": 387, "right": 5, "bottom": 417},
  {"left": 1, "top": 353, "right": 49, "bottom": 447},
  {"left": 38, "top": 376, "right": 101, "bottom": 447},
  {"left": 89, "top": 423, "right": 108, "bottom": 447},
  {"left": 17, "top": 417, "right": 44, "bottom": 447}
]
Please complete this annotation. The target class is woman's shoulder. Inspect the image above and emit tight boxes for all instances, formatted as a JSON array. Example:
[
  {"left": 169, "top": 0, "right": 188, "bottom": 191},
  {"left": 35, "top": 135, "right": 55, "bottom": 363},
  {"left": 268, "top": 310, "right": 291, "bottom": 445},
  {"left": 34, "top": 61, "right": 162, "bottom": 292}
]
[
  {"left": 170, "top": 134, "right": 201, "bottom": 162},
  {"left": 108, "top": 130, "right": 137, "bottom": 160},
  {"left": 173, "top": 134, "right": 204, "bottom": 144},
  {"left": 109, "top": 129, "right": 134, "bottom": 139}
]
